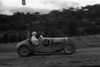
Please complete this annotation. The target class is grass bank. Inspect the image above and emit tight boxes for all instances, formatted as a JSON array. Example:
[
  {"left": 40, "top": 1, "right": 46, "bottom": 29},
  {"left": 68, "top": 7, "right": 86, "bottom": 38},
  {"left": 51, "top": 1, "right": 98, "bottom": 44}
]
[{"left": 0, "top": 35, "right": 100, "bottom": 52}]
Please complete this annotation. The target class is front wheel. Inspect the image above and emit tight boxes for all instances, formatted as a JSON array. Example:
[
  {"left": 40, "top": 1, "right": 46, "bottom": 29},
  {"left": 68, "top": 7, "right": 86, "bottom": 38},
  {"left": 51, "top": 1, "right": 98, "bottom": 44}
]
[
  {"left": 63, "top": 43, "right": 75, "bottom": 55},
  {"left": 18, "top": 46, "right": 32, "bottom": 57}
]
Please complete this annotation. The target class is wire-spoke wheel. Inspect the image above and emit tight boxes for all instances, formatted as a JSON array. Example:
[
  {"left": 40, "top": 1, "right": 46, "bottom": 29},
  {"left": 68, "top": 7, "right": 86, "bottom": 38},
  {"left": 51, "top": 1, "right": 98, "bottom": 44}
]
[
  {"left": 63, "top": 44, "right": 75, "bottom": 55},
  {"left": 18, "top": 46, "right": 31, "bottom": 57}
]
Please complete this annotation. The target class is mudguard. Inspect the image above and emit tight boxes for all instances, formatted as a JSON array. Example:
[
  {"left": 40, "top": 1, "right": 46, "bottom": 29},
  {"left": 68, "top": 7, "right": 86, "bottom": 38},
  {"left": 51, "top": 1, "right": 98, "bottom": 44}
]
[{"left": 16, "top": 39, "right": 34, "bottom": 53}]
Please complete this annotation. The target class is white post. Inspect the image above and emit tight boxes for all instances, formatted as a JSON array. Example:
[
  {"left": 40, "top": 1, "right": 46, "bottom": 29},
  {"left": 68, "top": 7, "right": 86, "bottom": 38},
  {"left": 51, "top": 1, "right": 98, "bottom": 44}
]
[{"left": 22, "top": 0, "right": 26, "bottom": 6}]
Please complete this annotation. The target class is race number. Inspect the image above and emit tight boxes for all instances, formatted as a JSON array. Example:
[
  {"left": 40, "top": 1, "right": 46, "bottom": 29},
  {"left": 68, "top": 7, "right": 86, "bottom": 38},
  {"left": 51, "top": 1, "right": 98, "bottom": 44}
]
[{"left": 42, "top": 39, "right": 50, "bottom": 46}]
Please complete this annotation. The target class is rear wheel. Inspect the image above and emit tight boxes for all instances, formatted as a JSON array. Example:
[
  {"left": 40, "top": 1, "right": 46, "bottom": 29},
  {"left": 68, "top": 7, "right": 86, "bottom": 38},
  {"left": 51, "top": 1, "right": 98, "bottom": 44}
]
[
  {"left": 18, "top": 46, "right": 32, "bottom": 57},
  {"left": 63, "top": 43, "right": 75, "bottom": 55}
]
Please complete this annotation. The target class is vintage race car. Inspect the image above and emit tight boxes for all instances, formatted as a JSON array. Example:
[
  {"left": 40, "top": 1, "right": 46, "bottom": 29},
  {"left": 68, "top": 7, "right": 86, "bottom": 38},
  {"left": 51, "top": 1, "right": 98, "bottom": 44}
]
[{"left": 16, "top": 37, "right": 76, "bottom": 57}]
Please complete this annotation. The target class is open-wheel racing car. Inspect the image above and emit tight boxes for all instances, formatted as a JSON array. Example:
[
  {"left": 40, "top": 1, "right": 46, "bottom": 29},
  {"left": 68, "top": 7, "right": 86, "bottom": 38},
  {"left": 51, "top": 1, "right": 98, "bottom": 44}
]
[{"left": 16, "top": 37, "right": 76, "bottom": 57}]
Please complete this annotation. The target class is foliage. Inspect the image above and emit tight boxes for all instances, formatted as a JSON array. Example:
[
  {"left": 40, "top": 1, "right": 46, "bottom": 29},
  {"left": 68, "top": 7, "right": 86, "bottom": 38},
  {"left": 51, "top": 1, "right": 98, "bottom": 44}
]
[{"left": 1, "top": 4, "right": 100, "bottom": 43}]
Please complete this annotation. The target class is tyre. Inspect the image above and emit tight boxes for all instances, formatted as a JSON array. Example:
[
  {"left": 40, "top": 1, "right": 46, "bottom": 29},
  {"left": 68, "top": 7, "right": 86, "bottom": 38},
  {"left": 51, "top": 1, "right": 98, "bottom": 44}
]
[
  {"left": 63, "top": 43, "right": 75, "bottom": 55},
  {"left": 18, "top": 46, "right": 32, "bottom": 57}
]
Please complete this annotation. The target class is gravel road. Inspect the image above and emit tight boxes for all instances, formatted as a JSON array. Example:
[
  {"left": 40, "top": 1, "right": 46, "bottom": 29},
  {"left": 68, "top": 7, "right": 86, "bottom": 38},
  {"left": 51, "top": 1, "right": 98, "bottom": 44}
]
[{"left": 0, "top": 48, "right": 100, "bottom": 67}]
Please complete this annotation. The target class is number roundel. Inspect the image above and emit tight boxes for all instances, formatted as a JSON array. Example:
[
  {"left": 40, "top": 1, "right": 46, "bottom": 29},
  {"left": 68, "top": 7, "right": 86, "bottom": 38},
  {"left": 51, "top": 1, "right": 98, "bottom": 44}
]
[{"left": 42, "top": 39, "right": 50, "bottom": 46}]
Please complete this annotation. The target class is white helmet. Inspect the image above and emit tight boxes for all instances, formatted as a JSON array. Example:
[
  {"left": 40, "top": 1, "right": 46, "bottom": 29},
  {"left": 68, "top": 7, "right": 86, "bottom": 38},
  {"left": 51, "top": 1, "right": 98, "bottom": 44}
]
[{"left": 32, "top": 31, "right": 37, "bottom": 35}]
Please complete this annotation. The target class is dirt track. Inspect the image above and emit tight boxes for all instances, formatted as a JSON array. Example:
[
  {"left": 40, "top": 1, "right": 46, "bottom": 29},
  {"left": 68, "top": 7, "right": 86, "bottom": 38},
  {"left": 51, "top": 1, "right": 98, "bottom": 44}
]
[{"left": 0, "top": 48, "right": 100, "bottom": 67}]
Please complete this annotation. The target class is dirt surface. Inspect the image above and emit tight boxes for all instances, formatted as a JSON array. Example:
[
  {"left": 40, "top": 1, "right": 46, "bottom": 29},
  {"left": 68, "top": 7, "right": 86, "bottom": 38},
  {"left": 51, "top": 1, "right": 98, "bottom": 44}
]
[{"left": 0, "top": 48, "right": 100, "bottom": 67}]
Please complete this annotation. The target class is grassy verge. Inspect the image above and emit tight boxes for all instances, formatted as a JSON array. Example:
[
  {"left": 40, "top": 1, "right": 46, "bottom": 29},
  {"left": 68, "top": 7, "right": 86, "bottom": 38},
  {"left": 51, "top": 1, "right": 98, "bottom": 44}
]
[
  {"left": 71, "top": 34, "right": 100, "bottom": 48},
  {"left": 0, "top": 34, "right": 100, "bottom": 52},
  {"left": 0, "top": 43, "right": 17, "bottom": 52}
]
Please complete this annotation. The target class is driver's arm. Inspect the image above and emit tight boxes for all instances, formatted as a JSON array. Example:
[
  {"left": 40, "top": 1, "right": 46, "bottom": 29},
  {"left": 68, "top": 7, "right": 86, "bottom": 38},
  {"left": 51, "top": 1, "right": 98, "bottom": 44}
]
[
  {"left": 38, "top": 35, "right": 43, "bottom": 41},
  {"left": 40, "top": 35, "right": 43, "bottom": 38}
]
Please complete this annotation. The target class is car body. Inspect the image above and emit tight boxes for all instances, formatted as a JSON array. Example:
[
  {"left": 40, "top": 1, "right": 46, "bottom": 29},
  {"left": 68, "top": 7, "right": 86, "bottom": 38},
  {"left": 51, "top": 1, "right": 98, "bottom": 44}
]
[{"left": 16, "top": 37, "right": 76, "bottom": 57}]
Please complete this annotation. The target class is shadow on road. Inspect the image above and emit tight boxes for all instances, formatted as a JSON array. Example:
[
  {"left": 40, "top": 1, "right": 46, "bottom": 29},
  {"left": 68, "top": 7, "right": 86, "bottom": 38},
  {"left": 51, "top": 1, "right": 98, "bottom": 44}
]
[
  {"left": 31, "top": 52, "right": 67, "bottom": 56},
  {"left": 79, "top": 65, "right": 100, "bottom": 67}
]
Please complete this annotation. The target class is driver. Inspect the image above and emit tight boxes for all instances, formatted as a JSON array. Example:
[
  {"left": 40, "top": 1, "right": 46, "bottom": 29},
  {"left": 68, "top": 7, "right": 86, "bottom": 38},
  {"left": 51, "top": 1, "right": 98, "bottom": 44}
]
[{"left": 31, "top": 31, "right": 43, "bottom": 46}]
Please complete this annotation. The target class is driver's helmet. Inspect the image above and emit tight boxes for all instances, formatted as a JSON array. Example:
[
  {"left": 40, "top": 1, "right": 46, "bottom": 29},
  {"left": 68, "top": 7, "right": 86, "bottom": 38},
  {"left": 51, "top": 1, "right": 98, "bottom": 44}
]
[{"left": 32, "top": 31, "right": 37, "bottom": 35}]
